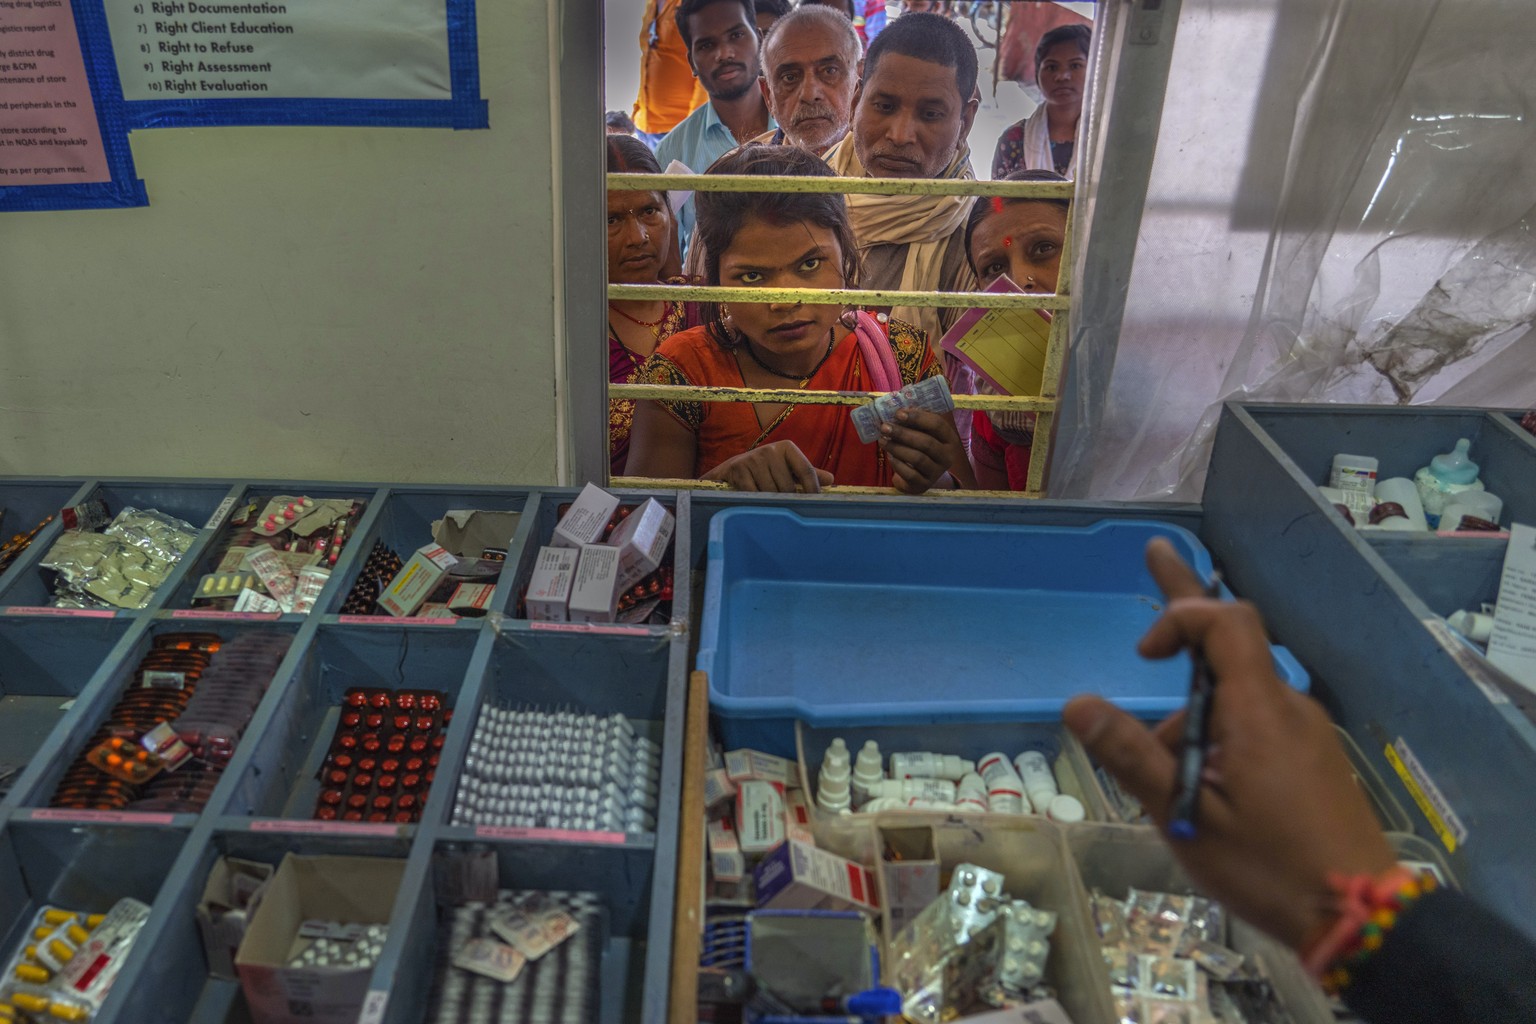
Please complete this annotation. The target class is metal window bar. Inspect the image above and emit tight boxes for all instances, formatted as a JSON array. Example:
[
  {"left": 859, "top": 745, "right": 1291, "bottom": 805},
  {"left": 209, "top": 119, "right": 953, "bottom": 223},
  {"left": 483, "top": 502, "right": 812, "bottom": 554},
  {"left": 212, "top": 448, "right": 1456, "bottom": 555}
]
[{"left": 606, "top": 172, "right": 1075, "bottom": 498}]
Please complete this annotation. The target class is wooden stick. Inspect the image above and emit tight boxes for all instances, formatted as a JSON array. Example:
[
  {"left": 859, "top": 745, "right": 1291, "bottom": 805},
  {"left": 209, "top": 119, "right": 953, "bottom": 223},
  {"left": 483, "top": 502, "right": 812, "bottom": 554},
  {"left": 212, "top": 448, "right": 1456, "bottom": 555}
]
[{"left": 669, "top": 670, "right": 711, "bottom": 1024}]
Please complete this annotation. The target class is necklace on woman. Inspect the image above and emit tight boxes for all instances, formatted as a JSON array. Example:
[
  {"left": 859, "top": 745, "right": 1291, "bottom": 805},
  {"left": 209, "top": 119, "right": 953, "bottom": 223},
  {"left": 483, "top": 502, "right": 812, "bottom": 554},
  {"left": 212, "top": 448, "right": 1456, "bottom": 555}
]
[
  {"left": 743, "top": 330, "right": 835, "bottom": 383},
  {"left": 609, "top": 301, "right": 668, "bottom": 338}
]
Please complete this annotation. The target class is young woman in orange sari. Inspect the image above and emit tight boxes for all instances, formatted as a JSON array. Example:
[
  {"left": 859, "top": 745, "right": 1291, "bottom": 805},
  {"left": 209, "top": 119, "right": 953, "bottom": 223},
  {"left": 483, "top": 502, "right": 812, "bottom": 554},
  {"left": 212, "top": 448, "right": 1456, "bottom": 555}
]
[{"left": 625, "top": 145, "right": 973, "bottom": 493}]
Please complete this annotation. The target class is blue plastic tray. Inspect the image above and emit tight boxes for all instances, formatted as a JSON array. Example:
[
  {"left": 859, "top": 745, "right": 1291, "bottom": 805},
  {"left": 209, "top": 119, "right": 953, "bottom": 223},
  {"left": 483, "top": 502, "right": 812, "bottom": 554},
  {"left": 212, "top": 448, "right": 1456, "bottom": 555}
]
[{"left": 700, "top": 510, "right": 1308, "bottom": 753}]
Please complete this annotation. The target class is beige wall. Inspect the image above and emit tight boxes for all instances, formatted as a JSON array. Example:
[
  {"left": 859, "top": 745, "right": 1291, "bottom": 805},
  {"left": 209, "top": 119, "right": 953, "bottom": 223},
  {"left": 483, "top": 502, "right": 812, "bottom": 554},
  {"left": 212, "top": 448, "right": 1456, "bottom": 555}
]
[{"left": 0, "top": 0, "right": 563, "bottom": 485}]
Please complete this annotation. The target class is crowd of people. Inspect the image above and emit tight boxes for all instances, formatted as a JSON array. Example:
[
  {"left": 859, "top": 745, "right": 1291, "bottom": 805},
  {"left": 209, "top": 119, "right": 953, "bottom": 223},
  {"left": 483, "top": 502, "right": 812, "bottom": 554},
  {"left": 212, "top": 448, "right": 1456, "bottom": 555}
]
[{"left": 609, "top": 0, "right": 1087, "bottom": 493}]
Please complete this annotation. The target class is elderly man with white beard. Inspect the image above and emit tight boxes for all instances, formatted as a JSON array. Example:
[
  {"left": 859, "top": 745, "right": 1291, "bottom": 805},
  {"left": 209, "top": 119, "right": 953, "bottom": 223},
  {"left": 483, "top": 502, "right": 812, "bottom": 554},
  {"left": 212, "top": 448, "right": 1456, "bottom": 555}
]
[{"left": 751, "top": 4, "right": 862, "bottom": 155}]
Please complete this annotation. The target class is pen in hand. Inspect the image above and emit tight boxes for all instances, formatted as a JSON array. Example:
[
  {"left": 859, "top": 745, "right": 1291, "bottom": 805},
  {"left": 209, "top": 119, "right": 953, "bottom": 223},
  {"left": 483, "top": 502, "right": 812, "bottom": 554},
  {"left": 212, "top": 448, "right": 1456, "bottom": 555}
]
[{"left": 1167, "top": 570, "right": 1223, "bottom": 841}]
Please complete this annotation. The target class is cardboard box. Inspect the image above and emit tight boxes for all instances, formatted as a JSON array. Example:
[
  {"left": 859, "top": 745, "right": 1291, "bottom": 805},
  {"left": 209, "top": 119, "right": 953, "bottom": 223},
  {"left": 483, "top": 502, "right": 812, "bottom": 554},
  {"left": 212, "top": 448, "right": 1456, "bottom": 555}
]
[
  {"left": 447, "top": 582, "right": 496, "bottom": 617},
  {"left": 431, "top": 509, "right": 521, "bottom": 559},
  {"left": 198, "top": 857, "right": 275, "bottom": 980},
  {"left": 567, "top": 544, "right": 622, "bottom": 623},
  {"left": 783, "top": 788, "right": 814, "bottom": 845},
  {"left": 378, "top": 544, "right": 458, "bottom": 617},
  {"left": 235, "top": 854, "right": 405, "bottom": 1024},
  {"left": 551, "top": 483, "right": 620, "bottom": 549},
  {"left": 706, "top": 817, "right": 745, "bottom": 883},
  {"left": 724, "top": 748, "right": 800, "bottom": 788},
  {"left": 525, "top": 546, "right": 578, "bottom": 622},
  {"left": 878, "top": 826, "right": 940, "bottom": 938},
  {"left": 735, "top": 779, "right": 786, "bottom": 856},
  {"left": 753, "top": 840, "right": 879, "bottom": 915},
  {"left": 605, "top": 497, "right": 674, "bottom": 589},
  {"left": 703, "top": 768, "right": 737, "bottom": 812}
]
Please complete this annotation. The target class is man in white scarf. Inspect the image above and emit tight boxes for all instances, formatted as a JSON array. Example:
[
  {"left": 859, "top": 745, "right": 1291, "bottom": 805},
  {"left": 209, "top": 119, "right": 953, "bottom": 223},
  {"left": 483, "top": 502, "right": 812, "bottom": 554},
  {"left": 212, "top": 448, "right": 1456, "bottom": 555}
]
[{"left": 825, "top": 10, "right": 979, "bottom": 347}]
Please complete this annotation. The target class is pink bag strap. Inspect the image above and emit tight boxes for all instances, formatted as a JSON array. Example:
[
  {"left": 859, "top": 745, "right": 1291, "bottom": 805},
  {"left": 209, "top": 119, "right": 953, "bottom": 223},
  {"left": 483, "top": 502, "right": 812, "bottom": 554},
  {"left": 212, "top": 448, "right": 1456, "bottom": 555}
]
[{"left": 851, "top": 311, "right": 902, "bottom": 393}]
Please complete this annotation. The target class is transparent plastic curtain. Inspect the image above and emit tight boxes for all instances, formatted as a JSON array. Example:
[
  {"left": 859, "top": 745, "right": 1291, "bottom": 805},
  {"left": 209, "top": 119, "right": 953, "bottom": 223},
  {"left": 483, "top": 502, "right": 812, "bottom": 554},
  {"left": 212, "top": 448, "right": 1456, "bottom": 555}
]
[{"left": 1057, "top": 0, "right": 1536, "bottom": 500}]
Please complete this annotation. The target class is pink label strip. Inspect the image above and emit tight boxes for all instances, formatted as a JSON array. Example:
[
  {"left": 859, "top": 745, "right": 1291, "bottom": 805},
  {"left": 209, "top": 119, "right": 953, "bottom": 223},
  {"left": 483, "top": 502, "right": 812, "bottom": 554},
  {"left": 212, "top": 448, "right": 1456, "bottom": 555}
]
[
  {"left": 474, "top": 826, "right": 627, "bottom": 845},
  {"left": 170, "top": 610, "right": 283, "bottom": 621},
  {"left": 29, "top": 809, "right": 177, "bottom": 825},
  {"left": 250, "top": 820, "right": 401, "bottom": 837},
  {"left": 5, "top": 607, "right": 116, "bottom": 618},
  {"left": 337, "top": 614, "right": 461, "bottom": 626},
  {"left": 529, "top": 622, "right": 652, "bottom": 637}
]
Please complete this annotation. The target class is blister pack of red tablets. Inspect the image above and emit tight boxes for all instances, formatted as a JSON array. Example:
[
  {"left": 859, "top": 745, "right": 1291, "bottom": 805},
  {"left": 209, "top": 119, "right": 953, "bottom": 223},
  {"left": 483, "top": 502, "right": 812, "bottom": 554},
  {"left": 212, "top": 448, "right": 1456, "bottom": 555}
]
[
  {"left": 47, "top": 632, "right": 293, "bottom": 814},
  {"left": 313, "top": 688, "right": 452, "bottom": 823}
]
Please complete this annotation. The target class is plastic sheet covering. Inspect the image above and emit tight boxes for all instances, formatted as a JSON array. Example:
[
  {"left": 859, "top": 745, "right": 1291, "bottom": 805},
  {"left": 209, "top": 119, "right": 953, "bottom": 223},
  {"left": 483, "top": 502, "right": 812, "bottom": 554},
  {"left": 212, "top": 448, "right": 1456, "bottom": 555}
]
[{"left": 1057, "top": 0, "right": 1536, "bottom": 500}]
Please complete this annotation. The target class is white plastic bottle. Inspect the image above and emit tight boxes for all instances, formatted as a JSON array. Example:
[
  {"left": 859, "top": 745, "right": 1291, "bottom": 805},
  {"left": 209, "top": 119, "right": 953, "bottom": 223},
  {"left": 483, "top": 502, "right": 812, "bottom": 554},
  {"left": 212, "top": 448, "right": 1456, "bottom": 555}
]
[
  {"left": 867, "top": 777, "right": 957, "bottom": 805},
  {"left": 818, "top": 740, "right": 852, "bottom": 813},
  {"left": 1370, "top": 478, "right": 1430, "bottom": 532},
  {"left": 851, "top": 740, "right": 884, "bottom": 804},
  {"left": 1013, "top": 751, "right": 1058, "bottom": 813},
  {"left": 1414, "top": 438, "right": 1484, "bottom": 527},
  {"left": 1330, "top": 453, "right": 1378, "bottom": 519},
  {"left": 889, "top": 751, "right": 975, "bottom": 781},
  {"left": 955, "top": 772, "right": 990, "bottom": 813},
  {"left": 1046, "top": 794, "right": 1085, "bottom": 824},
  {"left": 978, "top": 752, "right": 1027, "bottom": 814}
]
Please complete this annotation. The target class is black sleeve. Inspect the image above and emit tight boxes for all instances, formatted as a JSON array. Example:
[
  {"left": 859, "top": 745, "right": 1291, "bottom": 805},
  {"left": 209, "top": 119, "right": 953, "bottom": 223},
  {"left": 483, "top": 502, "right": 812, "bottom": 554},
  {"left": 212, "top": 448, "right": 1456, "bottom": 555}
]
[{"left": 1342, "top": 888, "right": 1536, "bottom": 1024}]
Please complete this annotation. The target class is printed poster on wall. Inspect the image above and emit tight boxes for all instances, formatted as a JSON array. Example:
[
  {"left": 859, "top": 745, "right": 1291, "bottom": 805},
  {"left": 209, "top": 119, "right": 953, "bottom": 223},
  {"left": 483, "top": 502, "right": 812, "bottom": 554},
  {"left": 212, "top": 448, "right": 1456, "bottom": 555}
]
[
  {"left": 3, "top": 0, "right": 483, "bottom": 210},
  {"left": 0, "top": 0, "right": 146, "bottom": 210},
  {"left": 103, "top": 0, "right": 486, "bottom": 128}
]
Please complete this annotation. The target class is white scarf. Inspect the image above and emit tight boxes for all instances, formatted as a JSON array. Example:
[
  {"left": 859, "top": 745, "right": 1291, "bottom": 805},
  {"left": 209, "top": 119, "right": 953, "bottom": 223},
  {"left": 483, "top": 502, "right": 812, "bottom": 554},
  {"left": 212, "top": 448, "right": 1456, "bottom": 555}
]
[
  {"left": 1021, "top": 103, "right": 1077, "bottom": 179},
  {"left": 827, "top": 136, "right": 976, "bottom": 342}
]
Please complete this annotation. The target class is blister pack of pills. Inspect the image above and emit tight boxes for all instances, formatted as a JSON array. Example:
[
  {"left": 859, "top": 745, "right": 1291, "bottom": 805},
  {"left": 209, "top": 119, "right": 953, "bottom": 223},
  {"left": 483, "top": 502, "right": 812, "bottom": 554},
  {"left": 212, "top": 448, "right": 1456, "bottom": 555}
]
[
  {"left": 38, "top": 507, "right": 198, "bottom": 610},
  {"left": 890, "top": 864, "right": 1059, "bottom": 1023},
  {"left": 851, "top": 375, "right": 956, "bottom": 444},
  {"left": 0, "top": 512, "right": 54, "bottom": 575},
  {"left": 0, "top": 899, "right": 150, "bottom": 1023},
  {"left": 451, "top": 706, "right": 661, "bottom": 834},
  {"left": 426, "top": 890, "right": 604, "bottom": 1024},
  {"left": 312, "top": 688, "right": 450, "bottom": 823},
  {"left": 191, "top": 495, "right": 363, "bottom": 613},
  {"left": 1094, "top": 888, "right": 1291, "bottom": 1024},
  {"left": 286, "top": 921, "right": 389, "bottom": 970}
]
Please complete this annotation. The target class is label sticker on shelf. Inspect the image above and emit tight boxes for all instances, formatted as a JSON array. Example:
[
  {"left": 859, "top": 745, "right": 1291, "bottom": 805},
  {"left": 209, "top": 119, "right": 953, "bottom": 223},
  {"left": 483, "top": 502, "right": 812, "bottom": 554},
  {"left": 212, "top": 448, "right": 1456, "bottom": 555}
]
[
  {"left": 529, "top": 622, "right": 653, "bottom": 637},
  {"left": 474, "top": 826, "right": 627, "bottom": 845},
  {"left": 337, "top": 614, "right": 460, "bottom": 626},
  {"left": 28, "top": 809, "right": 177, "bottom": 826},
  {"left": 358, "top": 990, "right": 390, "bottom": 1024},
  {"left": 5, "top": 607, "right": 117, "bottom": 619},
  {"left": 250, "top": 820, "right": 402, "bottom": 837},
  {"left": 170, "top": 609, "right": 284, "bottom": 622},
  {"left": 204, "top": 496, "right": 238, "bottom": 532},
  {"left": 1384, "top": 738, "right": 1468, "bottom": 853},
  {"left": 1422, "top": 617, "right": 1511, "bottom": 706}
]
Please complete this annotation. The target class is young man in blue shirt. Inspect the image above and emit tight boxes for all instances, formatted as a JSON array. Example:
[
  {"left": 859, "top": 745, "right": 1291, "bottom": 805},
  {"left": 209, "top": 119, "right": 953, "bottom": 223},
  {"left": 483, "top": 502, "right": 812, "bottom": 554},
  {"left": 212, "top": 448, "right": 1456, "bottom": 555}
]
[{"left": 655, "top": 0, "right": 777, "bottom": 256}]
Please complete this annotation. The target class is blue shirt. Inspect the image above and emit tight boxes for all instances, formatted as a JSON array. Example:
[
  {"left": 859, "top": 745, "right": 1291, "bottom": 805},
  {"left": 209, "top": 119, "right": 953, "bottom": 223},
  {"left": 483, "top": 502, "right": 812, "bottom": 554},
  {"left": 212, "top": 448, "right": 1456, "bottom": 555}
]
[{"left": 655, "top": 100, "right": 776, "bottom": 256}]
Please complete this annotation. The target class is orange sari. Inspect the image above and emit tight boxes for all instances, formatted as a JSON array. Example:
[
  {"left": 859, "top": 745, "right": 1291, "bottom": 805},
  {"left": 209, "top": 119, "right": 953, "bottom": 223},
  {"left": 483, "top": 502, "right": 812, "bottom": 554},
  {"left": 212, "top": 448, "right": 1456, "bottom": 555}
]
[{"left": 640, "top": 317, "right": 937, "bottom": 487}]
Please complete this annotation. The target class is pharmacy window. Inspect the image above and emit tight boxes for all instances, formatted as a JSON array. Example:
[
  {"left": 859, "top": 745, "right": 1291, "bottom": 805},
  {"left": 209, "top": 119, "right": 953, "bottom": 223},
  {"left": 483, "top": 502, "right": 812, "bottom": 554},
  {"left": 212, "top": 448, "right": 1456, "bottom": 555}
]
[{"left": 599, "top": 1, "right": 1100, "bottom": 498}]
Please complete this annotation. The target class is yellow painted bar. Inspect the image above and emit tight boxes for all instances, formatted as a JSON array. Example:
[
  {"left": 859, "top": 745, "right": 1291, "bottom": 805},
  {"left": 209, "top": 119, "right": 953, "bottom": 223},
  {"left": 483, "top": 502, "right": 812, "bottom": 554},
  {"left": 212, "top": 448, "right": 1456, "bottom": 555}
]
[
  {"left": 610, "top": 476, "right": 1028, "bottom": 499},
  {"left": 607, "top": 172, "right": 1075, "bottom": 199},
  {"left": 607, "top": 283, "right": 1071, "bottom": 310},
  {"left": 610, "top": 382, "right": 1055, "bottom": 412}
]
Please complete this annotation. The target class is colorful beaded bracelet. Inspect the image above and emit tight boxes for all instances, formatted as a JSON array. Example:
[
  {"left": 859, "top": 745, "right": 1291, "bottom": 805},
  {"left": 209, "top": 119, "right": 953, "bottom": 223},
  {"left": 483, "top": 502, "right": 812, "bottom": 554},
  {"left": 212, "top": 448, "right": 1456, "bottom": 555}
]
[{"left": 1301, "top": 864, "right": 1437, "bottom": 993}]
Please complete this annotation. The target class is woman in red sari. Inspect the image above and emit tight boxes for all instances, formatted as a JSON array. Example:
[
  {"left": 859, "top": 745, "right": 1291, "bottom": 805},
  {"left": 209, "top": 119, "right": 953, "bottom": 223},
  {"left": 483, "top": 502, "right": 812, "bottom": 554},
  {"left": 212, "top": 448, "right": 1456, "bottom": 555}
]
[{"left": 625, "top": 145, "right": 973, "bottom": 493}]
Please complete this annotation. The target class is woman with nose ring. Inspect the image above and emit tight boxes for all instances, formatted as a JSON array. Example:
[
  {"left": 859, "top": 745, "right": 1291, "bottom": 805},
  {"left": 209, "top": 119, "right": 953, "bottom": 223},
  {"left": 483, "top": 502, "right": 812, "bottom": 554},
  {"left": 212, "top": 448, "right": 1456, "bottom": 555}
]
[
  {"left": 606, "top": 135, "right": 699, "bottom": 476},
  {"left": 960, "top": 169, "right": 1069, "bottom": 490}
]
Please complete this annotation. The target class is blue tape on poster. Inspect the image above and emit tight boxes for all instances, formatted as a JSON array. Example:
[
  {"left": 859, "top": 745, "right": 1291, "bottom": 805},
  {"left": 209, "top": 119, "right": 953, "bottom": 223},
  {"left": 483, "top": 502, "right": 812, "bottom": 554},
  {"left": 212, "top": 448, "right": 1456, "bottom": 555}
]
[
  {"left": 0, "top": 0, "right": 146, "bottom": 212},
  {"left": 119, "top": 0, "right": 488, "bottom": 130}
]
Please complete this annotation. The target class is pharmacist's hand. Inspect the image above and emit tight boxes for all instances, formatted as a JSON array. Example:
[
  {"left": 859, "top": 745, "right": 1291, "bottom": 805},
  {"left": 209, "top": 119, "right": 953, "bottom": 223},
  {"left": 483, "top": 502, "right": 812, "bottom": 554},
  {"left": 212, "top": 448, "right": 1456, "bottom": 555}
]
[
  {"left": 1063, "top": 538, "right": 1396, "bottom": 953},
  {"left": 705, "top": 441, "right": 834, "bottom": 493},
  {"left": 881, "top": 409, "right": 972, "bottom": 493}
]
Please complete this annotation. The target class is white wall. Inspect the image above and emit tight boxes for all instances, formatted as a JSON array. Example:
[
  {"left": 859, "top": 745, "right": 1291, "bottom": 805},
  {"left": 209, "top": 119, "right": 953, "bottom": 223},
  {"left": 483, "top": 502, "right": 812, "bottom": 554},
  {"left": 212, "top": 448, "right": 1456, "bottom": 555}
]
[{"left": 0, "top": 0, "right": 561, "bottom": 485}]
